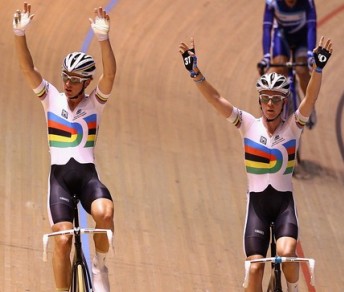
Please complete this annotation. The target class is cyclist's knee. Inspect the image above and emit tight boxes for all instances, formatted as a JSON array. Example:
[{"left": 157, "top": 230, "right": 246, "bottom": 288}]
[
  {"left": 276, "top": 239, "right": 297, "bottom": 258},
  {"left": 249, "top": 262, "right": 265, "bottom": 279},
  {"left": 280, "top": 250, "right": 297, "bottom": 257},
  {"left": 54, "top": 235, "right": 73, "bottom": 255},
  {"left": 276, "top": 245, "right": 297, "bottom": 257},
  {"left": 91, "top": 199, "right": 114, "bottom": 227},
  {"left": 52, "top": 222, "right": 73, "bottom": 254},
  {"left": 94, "top": 211, "right": 114, "bottom": 227}
]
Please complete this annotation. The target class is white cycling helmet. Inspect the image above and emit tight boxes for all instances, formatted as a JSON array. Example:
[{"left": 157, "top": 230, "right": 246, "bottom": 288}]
[
  {"left": 256, "top": 72, "right": 290, "bottom": 95},
  {"left": 62, "top": 52, "right": 96, "bottom": 78}
]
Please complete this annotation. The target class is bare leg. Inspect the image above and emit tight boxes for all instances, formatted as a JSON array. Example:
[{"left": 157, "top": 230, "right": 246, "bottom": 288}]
[
  {"left": 245, "top": 255, "right": 265, "bottom": 292},
  {"left": 276, "top": 237, "right": 299, "bottom": 284},
  {"left": 91, "top": 198, "right": 114, "bottom": 252},
  {"left": 91, "top": 198, "right": 114, "bottom": 292},
  {"left": 52, "top": 221, "right": 73, "bottom": 290}
]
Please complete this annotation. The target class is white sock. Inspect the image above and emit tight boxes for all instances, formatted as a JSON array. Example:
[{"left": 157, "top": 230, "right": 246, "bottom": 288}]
[
  {"left": 94, "top": 250, "right": 107, "bottom": 268},
  {"left": 287, "top": 281, "right": 298, "bottom": 292}
]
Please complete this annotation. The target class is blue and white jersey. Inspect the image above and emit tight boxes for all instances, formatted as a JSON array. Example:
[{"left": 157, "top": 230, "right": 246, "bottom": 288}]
[{"left": 262, "top": 0, "right": 317, "bottom": 56}]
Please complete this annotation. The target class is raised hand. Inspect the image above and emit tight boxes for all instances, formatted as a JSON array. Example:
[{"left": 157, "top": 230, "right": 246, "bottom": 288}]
[
  {"left": 313, "top": 36, "right": 333, "bottom": 71},
  {"left": 179, "top": 37, "right": 199, "bottom": 78},
  {"left": 89, "top": 7, "right": 110, "bottom": 41},
  {"left": 13, "top": 2, "right": 34, "bottom": 36}
]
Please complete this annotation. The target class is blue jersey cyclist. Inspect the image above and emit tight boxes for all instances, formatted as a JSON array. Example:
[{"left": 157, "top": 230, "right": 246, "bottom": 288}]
[
  {"left": 179, "top": 36, "right": 332, "bottom": 291},
  {"left": 13, "top": 3, "right": 116, "bottom": 292},
  {"left": 260, "top": 0, "right": 317, "bottom": 128}
]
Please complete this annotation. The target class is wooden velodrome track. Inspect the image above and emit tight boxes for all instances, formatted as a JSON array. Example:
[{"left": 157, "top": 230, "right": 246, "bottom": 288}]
[{"left": 1, "top": 0, "right": 343, "bottom": 291}]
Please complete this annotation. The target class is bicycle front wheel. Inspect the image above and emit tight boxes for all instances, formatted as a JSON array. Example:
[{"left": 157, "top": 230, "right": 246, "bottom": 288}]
[{"left": 77, "top": 264, "right": 86, "bottom": 292}]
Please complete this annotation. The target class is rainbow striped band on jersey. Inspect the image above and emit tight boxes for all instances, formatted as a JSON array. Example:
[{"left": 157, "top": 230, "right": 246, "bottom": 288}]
[{"left": 33, "top": 80, "right": 49, "bottom": 99}]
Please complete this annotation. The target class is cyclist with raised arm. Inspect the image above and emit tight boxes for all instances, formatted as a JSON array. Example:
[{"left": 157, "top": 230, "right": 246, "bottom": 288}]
[
  {"left": 179, "top": 36, "right": 332, "bottom": 291},
  {"left": 258, "top": 0, "right": 317, "bottom": 129},
  {"left": 13, "top": 3, "right": 116, "bottom": 291}
]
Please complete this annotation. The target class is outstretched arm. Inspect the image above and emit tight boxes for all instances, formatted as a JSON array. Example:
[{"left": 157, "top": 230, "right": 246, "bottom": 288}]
[
  {"left": 13, "top": 2, "right": 43, "bottom": 90},
  {"left": 90, "top": 7, "right": 117, "bottom": 95},
  {"left": 299, "top": 36, "right": 333, "bottom": 118},
  {"left": 179, "top": 38, "right": 234, "bottom": 118}
]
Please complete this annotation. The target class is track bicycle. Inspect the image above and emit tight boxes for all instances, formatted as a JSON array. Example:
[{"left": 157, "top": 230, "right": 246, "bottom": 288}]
[
  {"left": 243, "top": 222, "right": 315, "bottom": 291},
  {"left": 43, "top": 195, "right": 113, "bottom": 292},
  {"left": 257, "top": 61, "right": 308, "bottom": 165}
]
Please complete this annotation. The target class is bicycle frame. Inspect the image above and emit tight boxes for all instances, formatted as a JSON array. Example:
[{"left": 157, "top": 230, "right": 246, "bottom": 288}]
[
  {"left": 242, "top": 223, "right": 315, "bottom": 291},
  {"left": 42, "top": 197, "right": 113, "bottom": 292}
]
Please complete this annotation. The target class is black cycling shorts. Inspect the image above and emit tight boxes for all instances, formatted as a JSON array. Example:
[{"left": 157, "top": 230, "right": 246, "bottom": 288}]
[
  {"left": 48, "top": 158, "right": 112, "bottom": 224},
  {"left": 244, "top": 184, "right": 298, "bottom": 257}
]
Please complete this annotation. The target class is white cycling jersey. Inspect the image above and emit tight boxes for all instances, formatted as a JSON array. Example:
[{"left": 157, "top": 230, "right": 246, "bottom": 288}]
[
  {"left": 228, "top": 107, "right": 308, "bottom": 192},
  {"left": 34, "top": 80, "right": 109, "bottom": 165}
]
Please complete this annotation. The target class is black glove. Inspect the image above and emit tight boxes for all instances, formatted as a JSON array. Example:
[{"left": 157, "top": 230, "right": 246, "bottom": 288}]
[
  {"left": 313, "top": 47, "right": 331, "bottom": 69},
  {"left": 182, "top": 48, "right": 198, "bottom": 77}
]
